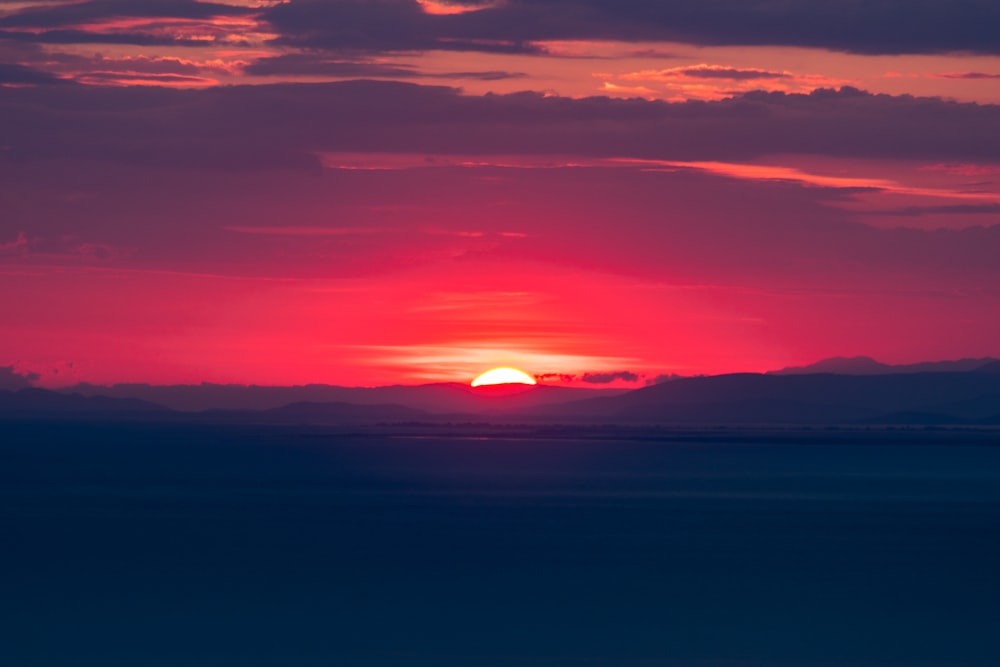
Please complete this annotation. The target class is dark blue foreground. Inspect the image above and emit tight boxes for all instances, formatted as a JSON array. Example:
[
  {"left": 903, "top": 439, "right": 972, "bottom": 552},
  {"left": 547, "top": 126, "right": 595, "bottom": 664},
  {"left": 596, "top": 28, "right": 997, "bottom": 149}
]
[{"left": 3, "top": 422, "right": 1000, "bottom": 666}]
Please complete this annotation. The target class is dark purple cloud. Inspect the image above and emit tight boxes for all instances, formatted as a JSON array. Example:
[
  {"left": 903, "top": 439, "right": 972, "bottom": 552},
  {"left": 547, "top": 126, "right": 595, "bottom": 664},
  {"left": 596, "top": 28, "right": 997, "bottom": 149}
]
[
  {"left": 0, "top": 28, "right": 243, "bottom": 47},
  {"left": 0, "top": 62, "right": 68, "bottom": 84},
  {"left": 1, "top": 0, "right": 997, "bottom": 56},
  {"left": 936, "top": 72, "right": 1000, "bottom": 80},
  {"left": 0, "top": 0, "right": 256, "bottom": 48},
  {"left": 674, "top": 66, "right": 789, "bottom": 80},
  {"left": 245, "top": 54, "right": 422, "bottom": 78},
  {"left": 3, "top": 82, "right": 1000, "bottom": 170},
  {"left": 264, "top": 0, "right": 543, "bottom": 54},
  {"left": 243, "top": 53, "right": 526, "bottom": 81},
  {"left": 536, "top": 373, "right": 579, "bottom": 382},
  {"left": 582, "top": 371, "right": 640, "bottom": 383},
  {"left": 432, "top": 70, "right": 527, "bottom": 81},
  {"left": 0, "top": 0, "right": 253, "bottom": 28},
  {"left": 264, "top": 0, "right": 1000, "bottom": 55}
]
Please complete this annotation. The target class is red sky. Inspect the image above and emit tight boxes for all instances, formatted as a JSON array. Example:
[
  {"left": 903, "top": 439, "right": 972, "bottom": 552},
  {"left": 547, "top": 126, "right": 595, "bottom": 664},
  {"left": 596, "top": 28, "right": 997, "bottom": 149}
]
[{"left": 2, "top": 0, "right": 1000, "bottom": 387}]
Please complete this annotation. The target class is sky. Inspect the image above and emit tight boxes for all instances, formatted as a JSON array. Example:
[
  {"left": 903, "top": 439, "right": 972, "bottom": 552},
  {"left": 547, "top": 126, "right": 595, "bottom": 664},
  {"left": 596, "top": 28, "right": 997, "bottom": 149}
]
[{"left": 2, "top": 0, "right": 1000, "bottom": 388}]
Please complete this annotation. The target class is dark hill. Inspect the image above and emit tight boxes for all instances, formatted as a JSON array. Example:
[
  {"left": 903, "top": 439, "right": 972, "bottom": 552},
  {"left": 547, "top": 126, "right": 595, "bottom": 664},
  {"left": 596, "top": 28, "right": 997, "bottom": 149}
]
[
  {"left": 541, "top": 372, "right": 1000, "bottom": 424},
  {"left": 59, "top": 382, "right": 626, "bottom": 413},
  {"left": 0, "top": 388, "right": 171, "bottom": 419},
  {"left": 974, "top": 360, "right": 1000, "bottom": 374},
  {"left": 772, "top": 356, "right": 998, "bottom": 375}
]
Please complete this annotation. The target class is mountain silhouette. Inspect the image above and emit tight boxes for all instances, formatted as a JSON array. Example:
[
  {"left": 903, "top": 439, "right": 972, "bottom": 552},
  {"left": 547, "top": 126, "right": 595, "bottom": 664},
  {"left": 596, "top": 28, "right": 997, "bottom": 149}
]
[
  {"left": 536, "top": 371, "right": 1000, "bottom": 425},
  {"left": 771, "top": 356, "right": 998, "bottom": 375},
  {"left": 0, "top": 388, "right": 170, "bottom": 419},
  {"left": 57, "top": 382, "right": 626, "bottom": 413},
  {"left": 16, "top": 366, "right": 1000, "bottom": 426}
]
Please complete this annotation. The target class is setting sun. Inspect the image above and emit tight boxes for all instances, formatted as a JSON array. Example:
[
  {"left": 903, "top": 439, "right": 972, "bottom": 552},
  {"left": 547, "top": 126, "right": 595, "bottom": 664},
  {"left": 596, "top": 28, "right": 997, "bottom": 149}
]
[{"left": 471, "top": 367, "right": 538, "bottom": 387}]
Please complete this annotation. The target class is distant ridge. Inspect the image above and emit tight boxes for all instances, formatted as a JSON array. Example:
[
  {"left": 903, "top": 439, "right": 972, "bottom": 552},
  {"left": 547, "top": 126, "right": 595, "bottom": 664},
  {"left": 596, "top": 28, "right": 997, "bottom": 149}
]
[
  {"left": 975, "top": 360, "right": 1000, "bottom": 374},
  {"left": 0, "top": 388, "right": 170, "bottom": 419},
  {"left": 770, "top": 356, "right": 999, "bottom": 376},
  {"left": 538, "top": 371, "right": 1000, "bottom": 425},
  {"left": 11, "top": 366, "right": 1000, "bottom": 426},
  {"left": 57, "top": 382, "right": 627, "bottom": 413}
]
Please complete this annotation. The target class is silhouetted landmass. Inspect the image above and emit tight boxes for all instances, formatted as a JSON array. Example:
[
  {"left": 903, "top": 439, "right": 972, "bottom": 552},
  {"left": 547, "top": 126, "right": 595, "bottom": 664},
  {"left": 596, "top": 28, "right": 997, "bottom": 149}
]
[
  {"left": 59, "top": 381, "right": 627, "bottom": 413},
  {"left": 0, "top": 365, "right": 39, "bottom": 391},
  {"left": 975, "top": 360, "right": 1000, "bottom": 374},
  {"left": 0, "top": 388, "right": 170, "bottom": 419},
  {"left": 536, "top": 371, "right": 1000, "bottom": 425},
  {"left": 11, "top": 368, "right": 1000, "bottom": 426},
  {"left": 771, "top": 355, "right": 998, "bottom": 375}
]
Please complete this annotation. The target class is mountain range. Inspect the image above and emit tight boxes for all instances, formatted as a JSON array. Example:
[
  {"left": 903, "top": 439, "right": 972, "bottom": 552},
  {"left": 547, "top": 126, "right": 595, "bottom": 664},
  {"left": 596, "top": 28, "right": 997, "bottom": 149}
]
[
  {"left": 770, "top": 356, "right": 1000, "bottom": 376},
  {"left": 56, "top": 380, "right": 628, "bottom": 413},
  {"left": 2, "top": 357, "right": 999, "bottom": 426}
]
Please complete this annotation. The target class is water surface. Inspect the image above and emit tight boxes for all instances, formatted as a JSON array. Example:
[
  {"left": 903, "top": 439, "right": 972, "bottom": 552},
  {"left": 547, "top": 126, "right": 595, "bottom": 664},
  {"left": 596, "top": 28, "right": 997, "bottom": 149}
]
[{"left": 3, "top": 422, "right": 999, "bottom": 666}]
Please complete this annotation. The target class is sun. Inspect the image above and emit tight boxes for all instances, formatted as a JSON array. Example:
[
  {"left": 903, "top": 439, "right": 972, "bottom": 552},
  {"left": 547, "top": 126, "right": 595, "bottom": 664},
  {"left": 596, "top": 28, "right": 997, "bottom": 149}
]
[{"left": 471, "top": 367, "right": 537, "bottom": 387}]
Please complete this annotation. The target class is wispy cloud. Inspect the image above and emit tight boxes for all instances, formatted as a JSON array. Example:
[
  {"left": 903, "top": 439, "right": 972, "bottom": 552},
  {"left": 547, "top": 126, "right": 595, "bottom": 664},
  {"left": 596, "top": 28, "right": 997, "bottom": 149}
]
[
  {"left": 74, "top": 71, "right": 219, "bottom": 87},
  {"left": 634, "top": 159, "right": 1000, "bottom": 204},
  {"left": 934, "top": 71, "right": 1000, "bottom": 80}
]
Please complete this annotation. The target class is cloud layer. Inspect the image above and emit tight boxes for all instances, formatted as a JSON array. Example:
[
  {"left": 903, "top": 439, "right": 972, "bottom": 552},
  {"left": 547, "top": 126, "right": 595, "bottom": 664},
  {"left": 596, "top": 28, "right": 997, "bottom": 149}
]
[{"left": 4, "top": 82, "right": 1000, "bottom": 168}]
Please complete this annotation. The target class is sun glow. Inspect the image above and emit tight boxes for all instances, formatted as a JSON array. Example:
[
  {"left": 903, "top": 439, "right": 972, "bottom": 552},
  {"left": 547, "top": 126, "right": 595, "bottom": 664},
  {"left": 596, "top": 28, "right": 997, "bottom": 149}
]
[{"left": 471, "top": 367, "right": 537, "bottom": 387}]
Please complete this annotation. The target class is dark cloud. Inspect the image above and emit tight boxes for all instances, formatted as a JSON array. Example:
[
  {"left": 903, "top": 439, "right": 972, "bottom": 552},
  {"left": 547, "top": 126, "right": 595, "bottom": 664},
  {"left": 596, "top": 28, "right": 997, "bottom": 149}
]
[
  {"left": 936, "top": 72, "right": 1000, "bottom": 80},
  {"left": 264, "top": 0, "right": 544, "bottom": 54},
  {"left": 581, "top": 371, "right": 640, "bottom": 384},
  {"left": 1, "top": 0, "right": 996, "bottom": 55},
  {"left": 262, "top": 0, "right": 1000, "bottom": 56},
  {"left": 0, "top": 365, "right": 39, "bottom": 390},
  {"left": 432, "top": 70, "right": 527, "bottom": 81},
  {"left": 0, "top": 0, "right": 255, "bottom": 47},
  {"left": 245, "top": 54, "right": 421, "bottom": 78},
  {"left": 0, "top": 62, "right": 67, "bottom": 84},
  {"left": 3, "top": 81, "right": 1000, "bottom": 170},
  {"left": 0, "top": 0, "right": 253, "bottom": 28},
  {"left": 536, "top": 373, "right": 578, "bottom": 382},
  {"left": 245, "top": 53, "right": 527, "bottom": 81},
  {"left": 674, "top": 66, "right": 789, "bottom": 80},
  {"left": 0, "top": 28, "right": 239, "bottom": 47}
]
